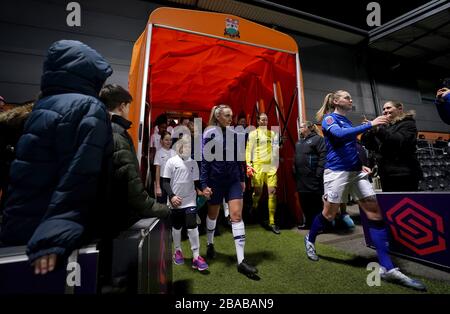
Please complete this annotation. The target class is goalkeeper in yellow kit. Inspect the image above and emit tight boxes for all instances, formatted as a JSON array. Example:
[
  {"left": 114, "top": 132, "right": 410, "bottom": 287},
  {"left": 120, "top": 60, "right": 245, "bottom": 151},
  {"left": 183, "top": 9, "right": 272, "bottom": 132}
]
[{"left": 246, "top": 113, "right": 280, "bottom": 234}]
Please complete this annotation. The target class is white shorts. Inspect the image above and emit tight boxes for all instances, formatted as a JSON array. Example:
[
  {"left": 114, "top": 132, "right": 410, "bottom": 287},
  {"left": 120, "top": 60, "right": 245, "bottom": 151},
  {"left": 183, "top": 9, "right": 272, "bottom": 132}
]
[{"left": 323, "top": 169, "right": 375, "bottom": 204}]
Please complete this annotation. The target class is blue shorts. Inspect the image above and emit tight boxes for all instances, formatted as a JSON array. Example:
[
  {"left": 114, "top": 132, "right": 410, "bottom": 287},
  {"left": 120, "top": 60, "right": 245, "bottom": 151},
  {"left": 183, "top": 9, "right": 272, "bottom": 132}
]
[{"left": 208, "top": 180, "right": 243, "bottom": 205}]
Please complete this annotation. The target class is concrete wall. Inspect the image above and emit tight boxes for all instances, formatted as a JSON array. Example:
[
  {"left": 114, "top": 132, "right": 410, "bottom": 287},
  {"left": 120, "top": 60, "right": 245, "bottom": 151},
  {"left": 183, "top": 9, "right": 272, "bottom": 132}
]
[
  {"left": 293, "top": 34, "right": 450, "bottom": 132},
  {"left": 293, "top": 35, "right": 377, "bottom": 124},
  {"left": 0, "top": 0, "right": 157, "bottom": 102},
  {"left": 1, "top": 0, "right": 449, "bottom": 132}
]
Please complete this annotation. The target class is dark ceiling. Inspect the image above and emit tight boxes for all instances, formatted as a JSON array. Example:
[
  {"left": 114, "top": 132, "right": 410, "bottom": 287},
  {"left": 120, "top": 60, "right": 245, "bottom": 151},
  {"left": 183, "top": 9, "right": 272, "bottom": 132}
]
[
  {"left": 146, "top": 0, "right": 450, "bottom": 71},
  {"left": 254, "top": 0, "right": 433, "bottom": 31}
]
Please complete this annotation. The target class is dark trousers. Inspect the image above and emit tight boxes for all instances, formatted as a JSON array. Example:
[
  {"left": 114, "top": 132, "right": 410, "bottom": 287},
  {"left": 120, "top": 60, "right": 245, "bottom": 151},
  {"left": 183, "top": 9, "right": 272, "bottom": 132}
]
[
  {"left": 380, "top": 175, "right": 419, "bottom": 192},
  {"left": 298, "top": 191, "right": 323, "bottom": 227}
]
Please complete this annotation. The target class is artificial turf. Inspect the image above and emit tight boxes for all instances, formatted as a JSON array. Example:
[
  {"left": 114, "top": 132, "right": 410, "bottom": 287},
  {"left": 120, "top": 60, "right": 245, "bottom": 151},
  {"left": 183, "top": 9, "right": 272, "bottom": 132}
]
[{"left": 172, "top": 224, "right": 450, "bottom": 294}]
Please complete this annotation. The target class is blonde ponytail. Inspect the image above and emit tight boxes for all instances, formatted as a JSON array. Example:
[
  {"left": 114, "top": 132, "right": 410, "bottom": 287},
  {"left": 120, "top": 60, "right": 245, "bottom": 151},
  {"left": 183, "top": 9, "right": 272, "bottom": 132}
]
[
  {"left": 208, "top": 104, "right": 231, "bottom": 126},
  {"left": 208, "top": 105, "right": 219, "bottom": 126},
  {"left": 316, "top": 93, "right": 335, "bottom": 122},
  {"left": 315, "top": 90, "right": 348, "bottom": 122}
]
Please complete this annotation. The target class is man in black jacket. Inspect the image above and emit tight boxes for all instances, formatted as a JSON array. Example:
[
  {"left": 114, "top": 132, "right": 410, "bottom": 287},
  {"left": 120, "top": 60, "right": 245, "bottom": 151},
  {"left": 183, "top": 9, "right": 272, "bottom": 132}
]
[
  {"left": 0, "top": 40, "right": 113, "bottom": 275},
  {"left": 99, "top": 84, "right": 170, "bottom": 232}
]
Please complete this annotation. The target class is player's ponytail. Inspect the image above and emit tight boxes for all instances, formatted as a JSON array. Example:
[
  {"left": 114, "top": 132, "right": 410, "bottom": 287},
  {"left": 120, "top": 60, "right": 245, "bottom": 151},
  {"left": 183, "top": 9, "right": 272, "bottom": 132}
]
[
  {"left": 315, "top": 90, "right": 347, "bottom": 122},
  {"left": 208, "top": 104, "right": 230, "bottom": 126},
  {"left": 316, "top": 93, "right": 335, "bottom": 122}
]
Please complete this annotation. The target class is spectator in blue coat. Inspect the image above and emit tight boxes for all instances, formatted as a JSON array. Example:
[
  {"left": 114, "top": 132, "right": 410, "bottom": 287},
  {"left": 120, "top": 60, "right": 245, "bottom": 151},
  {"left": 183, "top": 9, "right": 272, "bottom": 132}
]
[{"left": 0, "top": 40, "right": 113, "bottom": 275}]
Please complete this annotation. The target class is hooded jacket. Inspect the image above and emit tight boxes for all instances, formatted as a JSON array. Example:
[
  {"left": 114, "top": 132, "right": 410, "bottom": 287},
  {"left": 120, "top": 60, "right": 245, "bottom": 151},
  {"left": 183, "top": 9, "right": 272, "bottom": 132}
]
[{"left": 0, "top": 40, "right": 113, "bottom": 263}]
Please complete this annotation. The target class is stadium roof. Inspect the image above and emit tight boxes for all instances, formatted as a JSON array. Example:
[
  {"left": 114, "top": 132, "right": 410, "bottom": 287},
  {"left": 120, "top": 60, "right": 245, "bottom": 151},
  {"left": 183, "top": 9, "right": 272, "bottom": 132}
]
[{"left": 148, "top": 0, "right": 450, "bottom": 70}]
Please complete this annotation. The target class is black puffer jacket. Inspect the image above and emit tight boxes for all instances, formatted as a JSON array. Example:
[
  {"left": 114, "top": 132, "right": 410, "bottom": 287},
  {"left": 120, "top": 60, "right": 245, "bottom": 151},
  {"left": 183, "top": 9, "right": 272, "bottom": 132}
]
[
  {"left": 361, "top": 114, "right": 422, "bottom": 179},
  {"left": 294, "top": 132, "right": 326, "bottom": 193},
  {"left": 110, "top": 114, "right": 170, "bottom": 231},
  {"left": 0, "top": 40, "right": 113, "bottom": 263}
]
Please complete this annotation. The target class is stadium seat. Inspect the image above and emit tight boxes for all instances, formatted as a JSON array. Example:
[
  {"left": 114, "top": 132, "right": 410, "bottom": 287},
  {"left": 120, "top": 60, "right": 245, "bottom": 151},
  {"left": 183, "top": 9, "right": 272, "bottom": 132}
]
[
  {"left": 417, "top": 140, "right": 430, "bottom": 149},
  {"left": 418, "top": 180, "right": 427, "bottom": 191},
  {"left": 425, "top": 178, "right": 438, "bottom": 191}
]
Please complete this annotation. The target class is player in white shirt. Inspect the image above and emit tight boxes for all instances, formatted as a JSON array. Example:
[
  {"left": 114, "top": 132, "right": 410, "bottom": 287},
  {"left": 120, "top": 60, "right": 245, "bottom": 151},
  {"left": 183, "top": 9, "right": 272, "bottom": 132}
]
[
  {"left": 162, "top": 135, "right": 208, "bottom": 271},
  {"left": 154, "top": 131, "right": 176, "bottom": 204}
]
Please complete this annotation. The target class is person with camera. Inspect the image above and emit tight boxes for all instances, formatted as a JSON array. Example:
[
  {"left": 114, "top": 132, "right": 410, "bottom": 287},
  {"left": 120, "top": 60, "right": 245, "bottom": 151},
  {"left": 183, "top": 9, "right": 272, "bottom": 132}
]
[{"left": 435, "top": 79, "right": 450, "bottom": 124}]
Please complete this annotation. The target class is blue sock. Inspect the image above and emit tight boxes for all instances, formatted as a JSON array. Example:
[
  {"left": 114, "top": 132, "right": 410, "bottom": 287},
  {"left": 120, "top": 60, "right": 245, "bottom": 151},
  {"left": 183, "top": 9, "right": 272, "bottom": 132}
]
[
  {"left": 308, "top": 213, "right": 329, "bottom": 243},
  {"left": 368, "top": 219, "right": 394, "bottom": 271}
]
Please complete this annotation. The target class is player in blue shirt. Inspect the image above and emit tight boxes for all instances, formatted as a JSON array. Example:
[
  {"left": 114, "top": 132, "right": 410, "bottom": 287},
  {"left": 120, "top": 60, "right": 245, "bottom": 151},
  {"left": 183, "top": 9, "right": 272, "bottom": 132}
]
[{"left": 304, "top": 90, "right": 426, "bottom": 291}]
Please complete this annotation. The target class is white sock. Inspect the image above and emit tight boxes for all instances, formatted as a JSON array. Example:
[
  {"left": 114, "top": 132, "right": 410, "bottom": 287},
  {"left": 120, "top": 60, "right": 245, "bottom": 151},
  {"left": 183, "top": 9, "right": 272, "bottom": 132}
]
[
  {"left": 206, "top": 216, "right": 217, "bottom": 245},
  {"left": 188, "top": 227, "right": 200, "bottom": 259},
  {"left": 172, "top": 227, "right": 182, "bottom": 251},
  {"left": 232, "top": 220, "right": 246, "bottom": 264},
  {"left": 223, "top": 201, "right": 229, "bottom": 217}
]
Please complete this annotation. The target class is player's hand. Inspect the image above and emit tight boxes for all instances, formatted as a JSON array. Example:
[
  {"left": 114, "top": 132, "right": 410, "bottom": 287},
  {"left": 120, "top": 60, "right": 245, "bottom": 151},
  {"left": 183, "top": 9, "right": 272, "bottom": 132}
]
[
  {"left": 202, "top": 187, "right": 213, "bottom": 199},
  {"left": 33, "top": 254, "right": 57, "bottom": 275},
  {"left": 436, "top": 88, "right": 450, "bottom": 100},
  {"left": 362, "top": 166, "right": 372, "bottom": 175},
  {"left": 156, "top": 187, "right": 162, "bottom": 197},
  {"left": 246, "top": 164, "right": 256, "bottom": 177},
  {"left": 371, "top": 115, "right": 389, "bottom": 126},
  {"left": 170, "top": 195, "right": 182, "bottom": 208},
  {"left": 241, "top": 182, "right": 245, "bottom": 192}
]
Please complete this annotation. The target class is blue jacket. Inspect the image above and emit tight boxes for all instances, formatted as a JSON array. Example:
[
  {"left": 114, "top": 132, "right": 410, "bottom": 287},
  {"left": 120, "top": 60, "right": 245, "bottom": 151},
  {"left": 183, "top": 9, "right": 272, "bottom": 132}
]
[
  {"left": 435, "top": 93, "right": 450, "bottom": 125},
  {"left": 200, "top": 126, "right": 245, "bottom": 190},
  {"left": 0, "top": 40, "right": 113, "bottom": 263}
]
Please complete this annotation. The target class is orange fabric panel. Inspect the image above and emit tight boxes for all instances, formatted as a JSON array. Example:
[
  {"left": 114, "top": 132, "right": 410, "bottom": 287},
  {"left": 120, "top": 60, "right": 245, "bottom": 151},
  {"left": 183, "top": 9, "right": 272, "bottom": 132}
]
[
  {"left": 148, "top": 27, "right": 297, "bottom": 117},
  {"left": 128, "top": 29, "right": 147, "bottom": 149},
  {"left": 146, "top": 27, "right": 301, "bottom": 223},
  {"left": 128, "top": 22, "right": 304, "bottom": 225}
]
